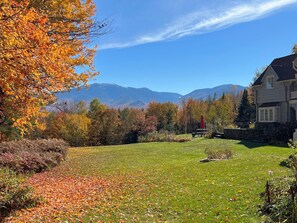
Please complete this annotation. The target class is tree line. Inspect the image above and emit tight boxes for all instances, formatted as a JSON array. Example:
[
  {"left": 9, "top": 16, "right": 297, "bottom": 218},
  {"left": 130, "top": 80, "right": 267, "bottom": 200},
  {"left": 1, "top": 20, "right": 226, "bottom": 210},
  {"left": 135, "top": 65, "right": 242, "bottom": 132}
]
[{"left": 16, "top": 90, "right": 254, "bottom": 146}]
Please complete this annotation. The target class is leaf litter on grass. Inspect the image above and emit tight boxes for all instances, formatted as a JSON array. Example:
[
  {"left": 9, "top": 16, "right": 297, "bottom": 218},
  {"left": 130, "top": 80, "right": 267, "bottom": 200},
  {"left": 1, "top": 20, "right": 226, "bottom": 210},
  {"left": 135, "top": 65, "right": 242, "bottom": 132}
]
[{"left": 5, "top": 168, "right": 122, "bottom": 223}]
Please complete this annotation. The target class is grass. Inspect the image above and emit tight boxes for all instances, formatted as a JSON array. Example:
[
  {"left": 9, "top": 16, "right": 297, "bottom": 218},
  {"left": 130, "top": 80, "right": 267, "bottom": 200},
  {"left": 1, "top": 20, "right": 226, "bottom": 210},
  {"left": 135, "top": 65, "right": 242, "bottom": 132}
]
[{"left": 9, "top": 138, "right": 292, "bottom": 222}]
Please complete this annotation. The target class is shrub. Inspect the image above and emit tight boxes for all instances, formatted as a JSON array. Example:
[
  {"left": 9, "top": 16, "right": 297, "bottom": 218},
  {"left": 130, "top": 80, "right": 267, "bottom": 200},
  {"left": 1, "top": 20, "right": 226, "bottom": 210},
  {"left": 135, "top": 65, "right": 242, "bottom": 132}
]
[
  {"left": 138, "top": 131, "right": 191, "bottom": 143},
  {"left": 0, "top": 139, "right": 68, "bottom": 173},
  {"left": 204, "top": 147, "right": 233, "bottom": 160},
  {"left": 260, "top": 177, "right": 297, "bottom": 222},
  {"left": 0, "top": 168, "right": 39, "bottom": 219},
  {"left": 260, "top": 141, "right": 297, "bottom": 222}
]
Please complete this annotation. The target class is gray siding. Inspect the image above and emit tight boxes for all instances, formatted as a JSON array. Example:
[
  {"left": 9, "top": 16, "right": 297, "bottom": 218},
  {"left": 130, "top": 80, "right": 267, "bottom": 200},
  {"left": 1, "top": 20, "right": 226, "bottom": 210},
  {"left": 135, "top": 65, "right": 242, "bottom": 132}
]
[
  {"left": 257, "top": 82, "right": 286, "bottom": 103},
  {"left": 254, "top": 66, "right": 290, "bottom": 123},
  {"left": 255, "top": 66, "right": 286, "bottom": 104}
]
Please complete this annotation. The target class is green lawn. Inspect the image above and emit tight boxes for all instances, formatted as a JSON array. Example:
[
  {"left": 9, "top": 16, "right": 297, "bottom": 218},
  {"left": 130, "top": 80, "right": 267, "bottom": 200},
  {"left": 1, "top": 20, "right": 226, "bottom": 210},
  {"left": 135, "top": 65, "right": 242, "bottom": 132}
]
[
  {"left": 56, "top": 138, "right": 291, "bottom": 223},
  {"left": 11, "top": 138, "right": 292, "bottom": 222}
]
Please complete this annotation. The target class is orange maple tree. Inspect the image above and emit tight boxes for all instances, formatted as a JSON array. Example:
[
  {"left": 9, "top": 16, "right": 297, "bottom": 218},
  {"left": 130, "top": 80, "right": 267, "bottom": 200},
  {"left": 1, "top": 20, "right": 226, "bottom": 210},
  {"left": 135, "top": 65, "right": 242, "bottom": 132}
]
[{"left": 0, "top": 0, "right": 106, "bottom": 133}]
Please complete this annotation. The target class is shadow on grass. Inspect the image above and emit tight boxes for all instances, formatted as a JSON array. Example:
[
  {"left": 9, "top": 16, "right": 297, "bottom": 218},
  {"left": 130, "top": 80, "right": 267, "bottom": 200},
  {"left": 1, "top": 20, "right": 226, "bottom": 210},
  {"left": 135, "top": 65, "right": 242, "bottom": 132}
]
[
  {"left": 279, "top": 159, "right": 290, "bottom": 168},
  {"left": 237, "top": 140, "right": 288, "bottom": 149},
  {"left": 237, "top": 140, "right": 267, "bottom": 149}
]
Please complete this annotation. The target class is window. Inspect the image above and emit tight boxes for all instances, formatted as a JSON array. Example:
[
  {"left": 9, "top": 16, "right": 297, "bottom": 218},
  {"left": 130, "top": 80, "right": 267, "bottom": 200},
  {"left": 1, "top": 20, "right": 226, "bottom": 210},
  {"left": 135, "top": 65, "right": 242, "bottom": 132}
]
[
  {"left": 264, "top": 109, "right": 268, "bottom": 122},
  {"left": 268, "top": 108, "right": 273, "bottom": 121},
  {"left": 275, "top": 107, "right": 280, "bottom": 122},
  {"left": 259, "top": 107, "right": 280, "bottom": 122},
  {"left": 260, "top": 109, "right": 264, "bottom": 122},
  {"left": 266, "top": 76, "right": 274, "bottom": 89}
]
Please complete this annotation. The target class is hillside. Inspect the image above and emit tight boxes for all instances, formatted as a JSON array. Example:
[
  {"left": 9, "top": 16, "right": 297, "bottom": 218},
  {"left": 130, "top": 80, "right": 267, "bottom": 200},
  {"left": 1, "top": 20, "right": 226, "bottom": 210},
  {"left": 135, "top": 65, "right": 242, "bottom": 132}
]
[
  {"left": 184, "top": 84, "right": 245, "bottom": 100},
  {"left": 56, "top": 83, "right": 246, "bottom": 108}
]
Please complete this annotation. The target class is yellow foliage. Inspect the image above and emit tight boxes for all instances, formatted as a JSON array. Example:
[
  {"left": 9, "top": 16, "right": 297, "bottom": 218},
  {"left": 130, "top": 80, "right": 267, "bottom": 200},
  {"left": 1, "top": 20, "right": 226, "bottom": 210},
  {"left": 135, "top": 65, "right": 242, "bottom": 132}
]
[{"left": 0, "top": 0, "right": 99, "bottom": 133}]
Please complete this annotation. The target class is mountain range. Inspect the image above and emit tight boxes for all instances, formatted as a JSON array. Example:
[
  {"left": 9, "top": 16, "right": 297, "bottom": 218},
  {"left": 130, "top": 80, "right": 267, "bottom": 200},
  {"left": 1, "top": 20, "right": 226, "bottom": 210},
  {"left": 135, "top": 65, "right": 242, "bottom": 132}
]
[{"left": 56, "top": 83, "right": 246, "bottom": 108}]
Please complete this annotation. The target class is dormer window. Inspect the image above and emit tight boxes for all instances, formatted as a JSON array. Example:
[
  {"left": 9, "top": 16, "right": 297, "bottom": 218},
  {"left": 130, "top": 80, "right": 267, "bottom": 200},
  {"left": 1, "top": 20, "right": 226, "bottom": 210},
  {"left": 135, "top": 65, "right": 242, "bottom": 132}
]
[{"left": 266, "top": 76, "right": 274, "bottom": 89}]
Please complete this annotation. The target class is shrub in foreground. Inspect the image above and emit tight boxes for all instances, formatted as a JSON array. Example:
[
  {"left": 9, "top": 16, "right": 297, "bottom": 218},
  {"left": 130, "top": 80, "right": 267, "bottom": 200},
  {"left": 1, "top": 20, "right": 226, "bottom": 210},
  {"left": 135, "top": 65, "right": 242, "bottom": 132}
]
[
  {"left": 260, "top": 176, "right": 296, "bottom": 222},
  {"left": 0, "top": 168, "right": 39, "bottom": 219},
  {"left": 204, "top": 147, "right": 233, "bottom": 160},
  {"left": 0, "top": 139, "right": 68, "bottom": 173},
  {"left": 260, "top": 140, "right": 297, "bottom": 222}
]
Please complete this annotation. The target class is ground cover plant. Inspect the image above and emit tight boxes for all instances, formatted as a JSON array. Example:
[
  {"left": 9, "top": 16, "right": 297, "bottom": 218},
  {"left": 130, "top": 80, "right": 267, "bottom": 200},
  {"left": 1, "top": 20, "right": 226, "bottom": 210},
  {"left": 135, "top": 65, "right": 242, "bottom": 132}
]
[
  {"left": 6, "top": 138, "right": 292, "bottom": 222},
  {"left": 0, "top": 139, "right": 68, "bottom": 221},
  {"left": 0, "top": 168, "right": 39, "bottom": 220}
]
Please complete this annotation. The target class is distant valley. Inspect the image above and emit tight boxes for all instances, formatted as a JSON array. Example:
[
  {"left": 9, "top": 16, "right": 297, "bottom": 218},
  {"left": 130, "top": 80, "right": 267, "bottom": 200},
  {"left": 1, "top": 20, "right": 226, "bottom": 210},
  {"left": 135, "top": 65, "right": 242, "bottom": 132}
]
[{"left": 56, "top": 83, "right": 246, "bottom": 108}]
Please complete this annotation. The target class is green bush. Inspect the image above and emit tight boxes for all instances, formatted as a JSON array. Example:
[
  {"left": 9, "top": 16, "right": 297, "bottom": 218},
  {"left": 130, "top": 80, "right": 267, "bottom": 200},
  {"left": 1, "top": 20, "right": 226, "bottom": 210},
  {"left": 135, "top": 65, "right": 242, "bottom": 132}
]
[
  {"left": 0, "top": 168, "right": 39, "bottom": 219},
  {"left": 138, "top": 131, "right": 191, "bottom": 143},
  {"left": 260, "top": 177, "right": 297, "bottom": 223},
  {"left": 0, "top": 139, "right": 68, "bottom": 173},
  {"left": 204, "top": 147, "right": 233, "bottom": 160},
  {"left": 260, "top": 141, "right": 297, "bottom": 222}
]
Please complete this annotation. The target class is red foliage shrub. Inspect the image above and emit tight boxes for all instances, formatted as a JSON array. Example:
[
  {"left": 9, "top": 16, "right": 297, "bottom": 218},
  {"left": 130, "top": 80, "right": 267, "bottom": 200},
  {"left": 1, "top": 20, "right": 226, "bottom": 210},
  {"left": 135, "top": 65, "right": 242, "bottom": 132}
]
[{"left": 0, "top": 139, "right": 68, "bottom": 173}]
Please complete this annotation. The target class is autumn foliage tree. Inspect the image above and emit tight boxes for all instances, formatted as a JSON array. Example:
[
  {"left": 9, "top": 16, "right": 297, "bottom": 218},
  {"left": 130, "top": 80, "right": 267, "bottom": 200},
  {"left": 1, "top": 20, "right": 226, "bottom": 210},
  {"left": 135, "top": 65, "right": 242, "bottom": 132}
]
[
  {"left": 0, "top": 0, "right": 107, "bottom": 133},
  {"left": 119, "top": 108, "right": 157, "bottom": 143},
  {"left": 146, "top": 102, "right": 178, "bottom": 132},
  {"left": 178, "top": 99, "right": 208, "bottom": 133},
  {"left": 88, "top": 107, "right": 121, "bottom": 146}
]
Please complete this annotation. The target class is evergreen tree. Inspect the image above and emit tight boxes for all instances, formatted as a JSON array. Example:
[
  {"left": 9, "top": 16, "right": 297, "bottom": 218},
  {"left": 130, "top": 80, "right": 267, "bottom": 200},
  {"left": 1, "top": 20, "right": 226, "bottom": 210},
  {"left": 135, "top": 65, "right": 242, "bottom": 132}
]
[{"left": 236, "top": 89, "right": 252, "bottom": 128}]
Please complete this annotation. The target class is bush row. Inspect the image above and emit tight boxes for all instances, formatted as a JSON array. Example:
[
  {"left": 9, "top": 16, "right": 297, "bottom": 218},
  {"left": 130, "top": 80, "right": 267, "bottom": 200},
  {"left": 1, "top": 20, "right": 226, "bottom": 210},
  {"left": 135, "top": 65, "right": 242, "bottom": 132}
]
[
  {"left": 0, "top": 139, "right": 68, "bottom": 173},
  {"left": 138, "top": 131, "right": 191, "bottom": 143}
]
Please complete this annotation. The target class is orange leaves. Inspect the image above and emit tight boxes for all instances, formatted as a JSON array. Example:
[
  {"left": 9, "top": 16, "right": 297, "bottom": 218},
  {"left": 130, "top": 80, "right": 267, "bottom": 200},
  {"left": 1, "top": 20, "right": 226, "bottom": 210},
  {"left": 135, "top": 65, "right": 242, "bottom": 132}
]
[
  {"left": 7, "top": 170, "right": 115, "bottom": 222},
  {"left": 0, "top": 0, "right": 99, "bottom": 133}
]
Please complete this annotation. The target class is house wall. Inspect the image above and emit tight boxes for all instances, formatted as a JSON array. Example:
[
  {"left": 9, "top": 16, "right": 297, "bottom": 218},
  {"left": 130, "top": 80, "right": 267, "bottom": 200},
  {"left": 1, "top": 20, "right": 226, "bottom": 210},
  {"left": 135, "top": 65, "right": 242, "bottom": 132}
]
[
  {"left": 254, "top": 93, "right": 289, "bottom": 123},
  {"left": 256, "top": 68, "right": 286, "bottom": 103},
  {"left": 254, "top": 66, "right": 290, "bottom": 123}
]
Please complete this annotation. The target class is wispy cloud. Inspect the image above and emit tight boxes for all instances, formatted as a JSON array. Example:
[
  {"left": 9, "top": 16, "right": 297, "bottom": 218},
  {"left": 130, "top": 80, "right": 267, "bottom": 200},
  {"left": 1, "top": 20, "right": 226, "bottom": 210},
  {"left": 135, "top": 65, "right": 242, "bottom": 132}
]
[{"left": 100, "top": 0, "right": 297, "bottom": 50}]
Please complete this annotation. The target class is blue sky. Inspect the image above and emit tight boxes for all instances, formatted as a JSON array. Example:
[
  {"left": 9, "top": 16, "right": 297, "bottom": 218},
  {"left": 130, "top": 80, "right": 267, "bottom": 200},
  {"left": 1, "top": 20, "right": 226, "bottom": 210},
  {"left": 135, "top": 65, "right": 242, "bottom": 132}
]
[{"left": 92, "top": 0, "right": 297, "bottom": 95}]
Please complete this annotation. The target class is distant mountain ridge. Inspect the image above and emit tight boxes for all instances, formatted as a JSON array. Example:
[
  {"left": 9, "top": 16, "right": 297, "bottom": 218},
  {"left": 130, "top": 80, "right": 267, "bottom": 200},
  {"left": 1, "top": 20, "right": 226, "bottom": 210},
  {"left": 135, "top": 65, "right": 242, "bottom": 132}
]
[
  {"left": 56, "top": 83, "right": 246, "bottom": 108},
  {"left": 183, "top": 85, "right": 245, "bottom": 100}
]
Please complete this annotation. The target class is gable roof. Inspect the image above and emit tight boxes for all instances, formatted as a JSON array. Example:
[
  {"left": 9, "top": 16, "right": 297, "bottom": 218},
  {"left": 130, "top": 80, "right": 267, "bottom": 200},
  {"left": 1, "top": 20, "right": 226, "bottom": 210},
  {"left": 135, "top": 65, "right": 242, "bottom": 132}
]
[{"left": 253, "top": 54, "right": 297, "bottom": 86}]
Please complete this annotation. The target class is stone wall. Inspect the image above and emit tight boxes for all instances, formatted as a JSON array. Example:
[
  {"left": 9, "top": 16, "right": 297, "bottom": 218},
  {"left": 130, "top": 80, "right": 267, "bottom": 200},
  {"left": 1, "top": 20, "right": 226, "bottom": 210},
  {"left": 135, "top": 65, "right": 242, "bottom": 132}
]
[
  {"left": 224, "top": 122, "right": 296, "bottom": 142},
  {"left": 223, "top": 129, "right": 262, "bottom": 141}
]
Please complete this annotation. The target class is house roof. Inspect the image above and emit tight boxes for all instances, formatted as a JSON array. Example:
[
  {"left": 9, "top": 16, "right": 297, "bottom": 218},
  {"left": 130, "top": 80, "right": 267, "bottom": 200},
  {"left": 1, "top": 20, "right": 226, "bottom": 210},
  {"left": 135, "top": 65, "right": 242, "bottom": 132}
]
[{"left": 253, "top": 54, "right": 297, "bottom": 86}]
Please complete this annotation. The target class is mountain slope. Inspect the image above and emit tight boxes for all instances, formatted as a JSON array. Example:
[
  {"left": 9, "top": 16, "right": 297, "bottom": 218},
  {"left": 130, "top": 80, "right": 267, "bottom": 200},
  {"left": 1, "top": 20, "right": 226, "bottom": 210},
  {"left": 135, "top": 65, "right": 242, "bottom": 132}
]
[
  {"left": 56, "top": 83, "right": 182, "bottom": 108},
  {"left": 56, "top": 83, "right": 246, "bottom": 108},
  {"left": 183, "top": 84, "right": 246, "bottom": 100}
]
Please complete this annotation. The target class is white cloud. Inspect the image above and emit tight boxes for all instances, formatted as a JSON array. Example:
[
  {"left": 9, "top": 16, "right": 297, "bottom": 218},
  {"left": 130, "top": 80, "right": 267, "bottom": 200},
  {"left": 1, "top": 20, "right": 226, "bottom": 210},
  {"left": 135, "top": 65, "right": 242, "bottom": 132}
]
[{"left": 100, "top": 0, "right": 297, "bottom": 50}]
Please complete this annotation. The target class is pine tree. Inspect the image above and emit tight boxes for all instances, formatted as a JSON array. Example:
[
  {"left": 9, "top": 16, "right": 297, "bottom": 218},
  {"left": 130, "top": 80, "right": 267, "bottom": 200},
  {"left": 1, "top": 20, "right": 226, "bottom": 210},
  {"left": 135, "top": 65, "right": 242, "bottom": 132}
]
[{"left": 236, "top": 89, "right": 252, "bottom": 128}]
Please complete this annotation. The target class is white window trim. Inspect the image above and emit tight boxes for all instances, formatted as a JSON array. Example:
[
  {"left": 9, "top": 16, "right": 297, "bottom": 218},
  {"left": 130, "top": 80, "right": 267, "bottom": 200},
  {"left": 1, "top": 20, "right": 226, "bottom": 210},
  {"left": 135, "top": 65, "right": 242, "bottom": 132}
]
[
  {"left": 266, "top": 75, "right": 274, "bottom": 89},
  {"left": 259, "top": 107, "right": 280, "bottom": 123}
]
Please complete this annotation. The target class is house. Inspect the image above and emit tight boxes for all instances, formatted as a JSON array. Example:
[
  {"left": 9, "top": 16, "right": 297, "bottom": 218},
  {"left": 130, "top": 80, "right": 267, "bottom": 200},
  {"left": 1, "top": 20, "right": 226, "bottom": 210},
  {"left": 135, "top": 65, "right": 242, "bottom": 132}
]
[{"left": 253, "top": 54, "right": 297, "bottom": 125}]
